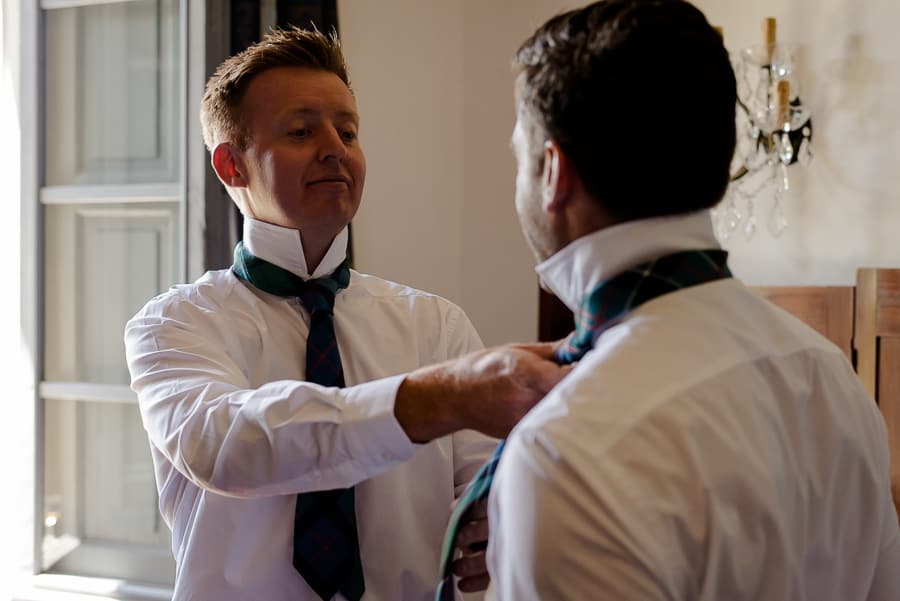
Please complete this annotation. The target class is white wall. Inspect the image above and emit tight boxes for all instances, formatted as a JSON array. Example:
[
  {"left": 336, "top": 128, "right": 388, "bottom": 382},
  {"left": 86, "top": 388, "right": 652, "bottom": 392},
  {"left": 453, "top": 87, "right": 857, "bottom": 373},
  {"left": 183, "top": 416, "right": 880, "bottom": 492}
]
[
  {"left": 458, "top": 0, "right": 583, "bottom": 346},
  {"left": 339, "top": 1, "right": 466, "bottom": 317},
  {"left": 344, "top": 0, "right": 900, "bottom": 344},
  {"left": 340, "top": 0, "right": 580, "bottom": 345},
  {"left": 694, "top": 0, "right": 900, "bottom": 285}
]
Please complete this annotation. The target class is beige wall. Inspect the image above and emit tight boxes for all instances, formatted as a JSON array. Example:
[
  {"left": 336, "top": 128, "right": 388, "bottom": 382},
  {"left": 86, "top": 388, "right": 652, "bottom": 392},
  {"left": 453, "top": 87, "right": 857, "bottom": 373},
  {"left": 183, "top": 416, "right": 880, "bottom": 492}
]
[
  {"left": 694, "top": 0, "right": 900, "bottom": 285},
  {"left": 340, "top": 0, "right": 581, "bottom": 345},
  {"left": 339, "top": 1, "right": 467, "bottom": 309},
  {"left": 342, "top": 0, "right": 900, "bottom": 345}
]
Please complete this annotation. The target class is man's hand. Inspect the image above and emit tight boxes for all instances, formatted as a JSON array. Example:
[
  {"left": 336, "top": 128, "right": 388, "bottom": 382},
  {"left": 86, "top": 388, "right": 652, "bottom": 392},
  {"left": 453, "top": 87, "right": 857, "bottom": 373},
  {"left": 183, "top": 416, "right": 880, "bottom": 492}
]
[
  {"left": 452, "top": 498, "right": 490, "bottom": 593},
  {"left": 395, "top": 342, "right": 569, "bottom": 443}
]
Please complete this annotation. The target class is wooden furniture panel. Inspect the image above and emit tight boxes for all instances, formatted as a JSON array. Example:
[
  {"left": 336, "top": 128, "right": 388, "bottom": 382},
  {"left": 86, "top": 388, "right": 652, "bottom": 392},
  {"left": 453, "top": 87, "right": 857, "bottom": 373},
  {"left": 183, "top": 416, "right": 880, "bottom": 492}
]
[
  {"left": 856, "top": 269, "right": 900, "bottom": 499},
  {"left": 881, "top": 338, "right": 900, "bottom": 480},
  {"left": 754, "top": 286, "right": 855, "bottom": 362},
  {"left": 538, "top": 288, "right": 574, "bottom": 342}
]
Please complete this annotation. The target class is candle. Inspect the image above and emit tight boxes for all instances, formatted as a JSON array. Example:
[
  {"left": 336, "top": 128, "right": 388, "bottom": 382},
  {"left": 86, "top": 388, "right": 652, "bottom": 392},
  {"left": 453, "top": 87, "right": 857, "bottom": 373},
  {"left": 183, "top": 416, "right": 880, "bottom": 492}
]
[
  {"left": 776, "top": 79, "right": 791, "bottom": 129},
  {"left": 763, "top": 18, "right": 777, "bottom": 64}
]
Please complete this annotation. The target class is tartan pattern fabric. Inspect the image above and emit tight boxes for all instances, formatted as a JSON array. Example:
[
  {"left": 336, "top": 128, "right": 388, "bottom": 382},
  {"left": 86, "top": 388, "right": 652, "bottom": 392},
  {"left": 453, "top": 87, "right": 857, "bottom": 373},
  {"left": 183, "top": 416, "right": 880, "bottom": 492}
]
[
  {"left": 556, "top": 248, "right": 732, "bottom": 362},
  {"left": 435, "top": 441, "right": 506, "bottom": 601},
  {"left": 233, "top": 242, "right": 364, "bottom": 601},
  {"left": 435, "top": 248, "right": 731, "bottom": 600}
]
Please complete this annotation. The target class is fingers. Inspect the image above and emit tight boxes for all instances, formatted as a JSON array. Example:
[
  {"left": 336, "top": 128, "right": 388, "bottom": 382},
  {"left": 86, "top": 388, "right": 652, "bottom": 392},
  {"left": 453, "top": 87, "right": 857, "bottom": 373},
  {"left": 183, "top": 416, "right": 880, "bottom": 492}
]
[
  {"left": 452, "top": 551, "right": 486, "bottom": 575},
  {"left": 510, "top": 340, "right": 559, "bottom": 360},
  {"left": 458, "top": 572, "right": 490, "bottom": 593},
  {"left": 452, "top": 552, "right": 489, "bottom": 592},
  {"left": 456, "top": 517, "right": 488, "bottom": 550},
  {"left": 463, "top": 498, "right": 488, "bottom": 521},
  {"left": 452, "top": 501, "right": 492, "bottom": 593},
  {"left": 523, "top": 354, "right": 572, "bottom": 395}
]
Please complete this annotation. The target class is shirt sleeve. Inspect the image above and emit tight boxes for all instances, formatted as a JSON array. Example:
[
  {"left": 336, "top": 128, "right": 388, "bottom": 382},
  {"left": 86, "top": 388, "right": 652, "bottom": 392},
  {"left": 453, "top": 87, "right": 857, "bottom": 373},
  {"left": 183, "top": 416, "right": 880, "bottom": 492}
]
[
  {"left": 124, "top": 292, "right": 416, "bottom": 499},
  {"left": 486, "top": 432, "right": 671, "bottom": 601}
]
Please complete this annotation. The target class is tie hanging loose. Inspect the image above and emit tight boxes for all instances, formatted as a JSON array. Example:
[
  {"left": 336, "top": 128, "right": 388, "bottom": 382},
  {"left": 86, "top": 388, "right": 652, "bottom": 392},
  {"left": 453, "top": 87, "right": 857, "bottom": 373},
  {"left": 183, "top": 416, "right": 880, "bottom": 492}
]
[{"left": 233, "top": 242, "right": 364, "bottom": 601}]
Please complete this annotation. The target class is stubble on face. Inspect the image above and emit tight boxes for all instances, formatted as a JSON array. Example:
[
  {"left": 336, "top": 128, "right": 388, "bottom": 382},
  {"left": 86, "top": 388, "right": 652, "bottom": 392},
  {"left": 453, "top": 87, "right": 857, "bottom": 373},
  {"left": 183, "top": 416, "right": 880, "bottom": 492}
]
[{"left": 512, "top": 109, "right": 557, "bottom": 264}]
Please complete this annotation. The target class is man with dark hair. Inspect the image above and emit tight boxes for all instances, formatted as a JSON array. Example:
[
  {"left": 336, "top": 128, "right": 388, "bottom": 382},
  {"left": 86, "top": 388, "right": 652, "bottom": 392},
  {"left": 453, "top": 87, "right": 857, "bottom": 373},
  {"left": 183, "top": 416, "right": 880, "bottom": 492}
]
[
  {"left": 125, "top": 27, "right": 564, "bottom": 601},
  {"left": 447, "top": 1, "right": 899, "bottom": 599}
]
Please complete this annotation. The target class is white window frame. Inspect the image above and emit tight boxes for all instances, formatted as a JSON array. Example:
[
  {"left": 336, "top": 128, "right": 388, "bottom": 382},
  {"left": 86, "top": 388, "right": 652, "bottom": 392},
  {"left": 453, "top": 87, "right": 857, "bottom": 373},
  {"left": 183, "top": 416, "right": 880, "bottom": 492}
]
[{"left": 11, "top": 0, "right": 228, "bottom": 599}]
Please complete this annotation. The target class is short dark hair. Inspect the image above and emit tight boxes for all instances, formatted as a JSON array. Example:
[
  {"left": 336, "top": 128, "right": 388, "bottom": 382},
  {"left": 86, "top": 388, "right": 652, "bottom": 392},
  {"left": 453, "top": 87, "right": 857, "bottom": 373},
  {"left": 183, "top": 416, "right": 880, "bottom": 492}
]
[
  {"left": 201, "top": 26, "right": 350, "bottom": 150},
  {"left": 515, "top": 0, "right": 736, "bottom": 222}
]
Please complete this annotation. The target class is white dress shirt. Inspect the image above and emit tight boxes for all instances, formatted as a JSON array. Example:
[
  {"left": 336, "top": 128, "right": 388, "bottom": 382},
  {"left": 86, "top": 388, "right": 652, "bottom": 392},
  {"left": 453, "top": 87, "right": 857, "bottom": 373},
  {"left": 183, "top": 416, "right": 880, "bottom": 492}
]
[
  {"left": 486, "top": 210, "right": 900, "bottom": 600},
  {"left": 125, "top": 218, "right": 495, "bottom": 601}
]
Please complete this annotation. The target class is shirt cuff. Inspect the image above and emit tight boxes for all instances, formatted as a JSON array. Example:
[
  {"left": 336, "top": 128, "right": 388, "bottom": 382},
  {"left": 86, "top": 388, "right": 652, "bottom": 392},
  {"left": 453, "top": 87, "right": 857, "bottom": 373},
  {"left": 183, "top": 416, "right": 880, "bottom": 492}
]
[{"left": 341, "top": 374, "right": 417, "bottom": 469}]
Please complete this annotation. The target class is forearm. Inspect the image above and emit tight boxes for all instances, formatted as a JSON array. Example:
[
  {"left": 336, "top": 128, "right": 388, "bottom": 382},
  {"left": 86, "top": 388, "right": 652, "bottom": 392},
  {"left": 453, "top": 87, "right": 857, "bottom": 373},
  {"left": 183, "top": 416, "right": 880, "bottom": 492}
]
[{"left": 394, "top": 364, "right": 466, "bottom": 444}]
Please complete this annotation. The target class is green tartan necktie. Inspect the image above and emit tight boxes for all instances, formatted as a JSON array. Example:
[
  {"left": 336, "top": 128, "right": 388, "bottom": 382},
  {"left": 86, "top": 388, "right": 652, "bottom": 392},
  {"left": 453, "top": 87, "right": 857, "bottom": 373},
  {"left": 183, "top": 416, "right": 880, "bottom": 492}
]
[
  {"left": 232, "top": 242, "right": 364, "bottom": 601},
  {"left": 435, "top": 248, "right": 732, "bottom": 600}
]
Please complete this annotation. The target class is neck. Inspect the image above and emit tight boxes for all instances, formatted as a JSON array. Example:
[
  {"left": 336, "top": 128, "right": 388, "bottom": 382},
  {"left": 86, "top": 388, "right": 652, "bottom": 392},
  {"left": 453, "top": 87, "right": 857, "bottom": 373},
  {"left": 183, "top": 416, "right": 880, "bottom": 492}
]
[
  {"left": 300, "top": 224, "right": 346, "bottom": 275},
  {"left": 558, "top": 195, "right": 616, "bottom": 250},
  {"left": 300, "top": 225, "right": 347, "bottom": 275},
  {"left": 302, "top": 240, "right": 329, "bottom": 275},
  {"left": 242, "top": 218, "right": 348, "bottom": 280}
]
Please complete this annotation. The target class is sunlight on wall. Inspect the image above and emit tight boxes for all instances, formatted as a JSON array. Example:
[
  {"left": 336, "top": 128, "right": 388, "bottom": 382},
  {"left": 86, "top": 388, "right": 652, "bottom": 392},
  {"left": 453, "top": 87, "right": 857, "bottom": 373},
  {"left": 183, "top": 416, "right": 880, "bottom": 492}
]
[{"left": 0, "top": 1, "right": 37, "bottom": 597}]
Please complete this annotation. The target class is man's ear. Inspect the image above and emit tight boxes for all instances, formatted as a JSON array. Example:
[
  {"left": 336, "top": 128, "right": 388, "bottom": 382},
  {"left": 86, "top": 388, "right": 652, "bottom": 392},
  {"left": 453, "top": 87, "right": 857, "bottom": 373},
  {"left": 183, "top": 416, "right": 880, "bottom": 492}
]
[
  {"left": 541, "top": 140, "right": 573, "bottom": 212},
  {"left": 211, "top": 143, "right": 248, "bottom": 188}
]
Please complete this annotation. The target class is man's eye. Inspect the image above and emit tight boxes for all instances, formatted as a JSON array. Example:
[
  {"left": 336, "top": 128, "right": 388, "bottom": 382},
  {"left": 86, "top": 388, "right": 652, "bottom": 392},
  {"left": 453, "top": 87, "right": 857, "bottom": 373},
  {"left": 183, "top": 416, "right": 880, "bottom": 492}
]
[
  {"left": 291, "top": 128, "right": 311, "bottom": 139},
  {"left": 341, "top": 130, "right": 357, "bottom": 142}
]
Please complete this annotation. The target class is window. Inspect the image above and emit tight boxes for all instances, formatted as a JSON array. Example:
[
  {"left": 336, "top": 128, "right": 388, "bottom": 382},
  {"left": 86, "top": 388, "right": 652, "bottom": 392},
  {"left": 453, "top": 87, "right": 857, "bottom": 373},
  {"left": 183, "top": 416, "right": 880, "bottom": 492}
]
[
  {"left": 23, "top": 1, "right": 328, "bottom": 596},
  {"left": 38, "top": 0, "right": 185, "bottom": 590}
]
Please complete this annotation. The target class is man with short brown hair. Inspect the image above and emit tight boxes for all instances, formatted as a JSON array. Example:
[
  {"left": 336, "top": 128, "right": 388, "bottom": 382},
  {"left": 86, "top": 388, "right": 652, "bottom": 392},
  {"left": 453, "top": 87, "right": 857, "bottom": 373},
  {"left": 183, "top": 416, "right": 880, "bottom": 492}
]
[
  {"left": 477, "top": 1, "right": 900, "bottom": 599},
  {"left": 126, "top": 27, "right": 564, "bottom": 601}
]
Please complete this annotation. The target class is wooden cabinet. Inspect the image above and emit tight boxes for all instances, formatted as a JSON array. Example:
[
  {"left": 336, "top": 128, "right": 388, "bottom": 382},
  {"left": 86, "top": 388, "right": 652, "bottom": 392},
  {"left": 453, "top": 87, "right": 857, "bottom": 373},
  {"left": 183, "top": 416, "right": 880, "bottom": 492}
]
[{"left": 855, "top": 269, "right": 900, "bottom": 499}]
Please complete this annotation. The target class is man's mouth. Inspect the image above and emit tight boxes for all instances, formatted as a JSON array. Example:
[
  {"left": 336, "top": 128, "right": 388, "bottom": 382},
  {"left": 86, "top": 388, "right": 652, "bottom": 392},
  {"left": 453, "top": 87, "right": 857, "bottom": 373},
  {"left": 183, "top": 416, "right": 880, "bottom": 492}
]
[{"left": 307, "top": 175, "right": 350, "bottom": 186}]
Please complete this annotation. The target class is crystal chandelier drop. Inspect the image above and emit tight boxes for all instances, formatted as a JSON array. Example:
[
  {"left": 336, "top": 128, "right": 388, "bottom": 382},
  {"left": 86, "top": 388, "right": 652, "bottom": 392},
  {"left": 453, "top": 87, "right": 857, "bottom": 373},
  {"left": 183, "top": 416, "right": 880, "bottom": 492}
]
[{"left": 715, "top": 18, "right": 813, "bottom": 241}]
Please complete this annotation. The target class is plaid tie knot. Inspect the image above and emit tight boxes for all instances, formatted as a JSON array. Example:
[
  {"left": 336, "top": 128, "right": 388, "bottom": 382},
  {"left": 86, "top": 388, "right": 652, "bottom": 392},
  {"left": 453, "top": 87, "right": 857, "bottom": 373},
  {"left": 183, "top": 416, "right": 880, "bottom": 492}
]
[
  {"left": 231, "top": 241, "right": 351, "bottom": 300},
  {"left": 300, "top": 283, "right": 338, "bottom": 317}
]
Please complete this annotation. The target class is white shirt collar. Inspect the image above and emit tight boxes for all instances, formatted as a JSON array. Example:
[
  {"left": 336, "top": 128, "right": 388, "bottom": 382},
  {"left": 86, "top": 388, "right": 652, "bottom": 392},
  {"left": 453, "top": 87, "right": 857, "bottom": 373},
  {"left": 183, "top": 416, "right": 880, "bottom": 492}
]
[
  {"left": 535, "top": 210, "right": 720, "bottom": 313},
  {"left": 242, "top": 218, "right": 349, "bottom": 280}
]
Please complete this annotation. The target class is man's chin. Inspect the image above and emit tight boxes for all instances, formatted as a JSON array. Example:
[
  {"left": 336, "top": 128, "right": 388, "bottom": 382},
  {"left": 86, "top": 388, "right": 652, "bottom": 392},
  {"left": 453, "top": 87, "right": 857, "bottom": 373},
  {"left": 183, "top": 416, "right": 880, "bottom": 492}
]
[
  {"left": 283, "top": 205, "right": 359, "bottom": 234},
  {"left": 298, "top": 215, "right": 356, "bottom": 239},
  {"left": 523, "top": 236, "right": 555, "bottom": 266}
]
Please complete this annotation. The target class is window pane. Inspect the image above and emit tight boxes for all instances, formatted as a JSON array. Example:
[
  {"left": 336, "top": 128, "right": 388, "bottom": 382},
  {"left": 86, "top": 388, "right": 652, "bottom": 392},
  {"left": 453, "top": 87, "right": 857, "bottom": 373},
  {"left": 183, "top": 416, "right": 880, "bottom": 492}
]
[
  {"left": 43, "top": 397, "right": 175, "bottom": 585},
  {"left": 44, "top": 202, "right": 181, "bottom": 384},
  {"left": 45, "top": 0, "right": 181, "bottom": 186}
]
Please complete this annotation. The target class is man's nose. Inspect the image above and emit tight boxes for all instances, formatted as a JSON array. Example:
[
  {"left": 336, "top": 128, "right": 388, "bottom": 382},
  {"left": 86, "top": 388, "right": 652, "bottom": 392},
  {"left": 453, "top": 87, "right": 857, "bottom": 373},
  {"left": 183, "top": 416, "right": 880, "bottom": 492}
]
[{"left": 317, "top": 126, "right": 347, "bottom": 162}]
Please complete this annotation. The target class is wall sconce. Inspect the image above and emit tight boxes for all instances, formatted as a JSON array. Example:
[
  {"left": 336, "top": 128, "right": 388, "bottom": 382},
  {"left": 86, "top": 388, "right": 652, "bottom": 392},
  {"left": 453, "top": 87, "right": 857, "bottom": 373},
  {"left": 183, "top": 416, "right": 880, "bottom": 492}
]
[{"left": 715, "top": 18, "right": 813, "bottom": 240}]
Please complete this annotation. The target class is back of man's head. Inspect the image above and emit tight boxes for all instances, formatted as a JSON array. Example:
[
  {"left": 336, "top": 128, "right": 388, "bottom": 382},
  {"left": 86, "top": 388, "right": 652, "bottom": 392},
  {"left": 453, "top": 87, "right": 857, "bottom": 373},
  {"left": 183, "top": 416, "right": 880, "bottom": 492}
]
[
  {"left": 200, "top": 26, "right": 350, "bottom": 152},
  {"left": 515, "top": 0, "right": 736, "bottom": 223}
]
